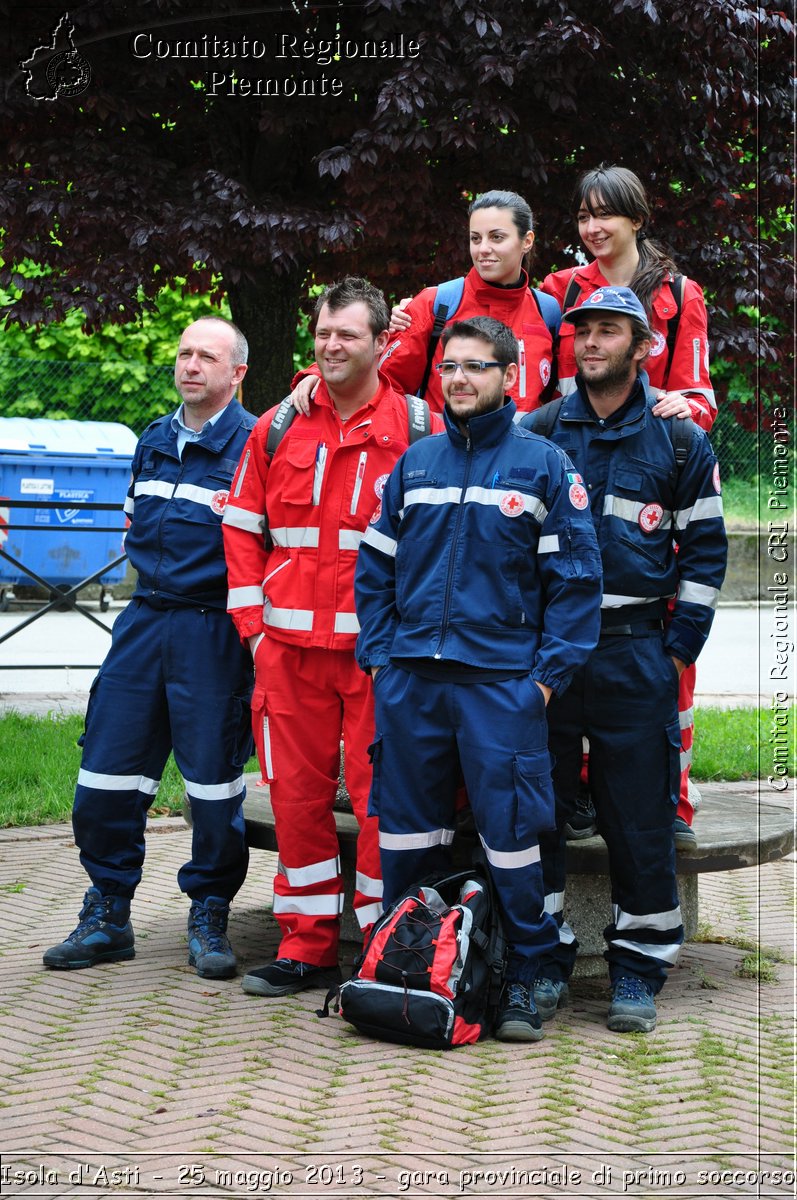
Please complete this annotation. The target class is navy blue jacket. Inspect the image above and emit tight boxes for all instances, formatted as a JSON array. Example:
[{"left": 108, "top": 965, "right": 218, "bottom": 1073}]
[
  {"left": 123, "top": 400, "right": 257, "bottom": 610},
  {"left": 354, "top": 401, "right": 603, "bottom": 697},
  {"left": 521, "top": 375, "right": 727, "bottom": 665}
]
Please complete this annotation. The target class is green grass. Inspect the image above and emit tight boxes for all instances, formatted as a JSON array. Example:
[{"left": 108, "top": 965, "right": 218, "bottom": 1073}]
[
  {"left": 0, "top": 711, "right": 259, "bottom": 827},
  {"left": 0, "top": 705, "right": 788, "bottom": 827},
  {"left": 721, "top": 475, "right": 769, "bottom": 530}
]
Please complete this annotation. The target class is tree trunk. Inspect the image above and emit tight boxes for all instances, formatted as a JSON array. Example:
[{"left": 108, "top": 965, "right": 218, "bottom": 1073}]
[{"left": 226, "top": 262, "right": 306, "bottom": 416}]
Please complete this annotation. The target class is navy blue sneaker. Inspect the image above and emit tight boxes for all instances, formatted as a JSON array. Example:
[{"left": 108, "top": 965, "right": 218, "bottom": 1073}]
[
  {"left": 43, "top": 888, "right": 134, "bottom": 970},
  {"left": 564, "top": 787, "right": 598, "bottom": 840},
  {"left": 607, "top": 976, "right": 657, "bottom": 1032},
  {"left": 533, "top": 976, "right": 570, "bottom": 1021},
  {"left": 187, "top": 896, "right": 237, "bottom": 979},
  {"left": 495, "top": 981, "right": 544, "bottom": 1042},
  {"left": 241, "top": 958, "right": 342, "bottom": 997}
]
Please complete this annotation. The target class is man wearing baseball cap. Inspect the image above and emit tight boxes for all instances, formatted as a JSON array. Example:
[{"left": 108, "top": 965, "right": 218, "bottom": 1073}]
[{"left": 521, "top": 286, "right": 727, "bottom": 1033}]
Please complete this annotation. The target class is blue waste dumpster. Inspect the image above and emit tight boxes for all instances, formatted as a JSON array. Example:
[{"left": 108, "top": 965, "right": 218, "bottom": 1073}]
[{"left": 0, "top": 418, "right": 138, "bottom": 610}]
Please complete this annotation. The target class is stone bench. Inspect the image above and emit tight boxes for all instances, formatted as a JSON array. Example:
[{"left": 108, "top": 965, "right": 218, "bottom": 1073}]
[{"left": 233, "top": 777, "right": 794, "bottom": 971}]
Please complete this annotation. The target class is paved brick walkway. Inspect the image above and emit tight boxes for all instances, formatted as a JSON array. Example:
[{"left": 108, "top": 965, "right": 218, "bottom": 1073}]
[{"left": 0, "top": 795, "right": 794, "bottom": 1199}]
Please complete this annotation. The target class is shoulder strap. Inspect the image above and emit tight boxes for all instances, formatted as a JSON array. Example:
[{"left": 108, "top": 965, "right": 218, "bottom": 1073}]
[
  {"left": 562, "top": 270, "right": 583, "bottom": 315},
  {"left": 668, "top": 413, "right": 694, "bottom": 474},
  {"left": 665, "top": 273, "right": 685, "bottom": 364},
  {"left": 417, "top": 277, "right": 466, "bottom": 399},
  {"left": 531, "top": 287, "right": 561, "bottom": 337},
  {"left": 403, "top": 393, "right": 432, "bottom": 443},
  {"left": 524, "top": 397, "right": 564, "bottom": 439},
  {"left": 265, "top": 395, "right": 296, "bottom": 459}
]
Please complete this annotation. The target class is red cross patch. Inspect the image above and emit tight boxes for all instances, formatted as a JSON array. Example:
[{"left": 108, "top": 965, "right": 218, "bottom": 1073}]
[
  {"left": 369, "top": 501, "right": 383, "bottom": 525},
  {"left": 648, "top": 330, "right": 667, "bottom": 358},
  {"left": 374, "top": 473, "right": 390, "bottom": 499},
  {"left": 712, "top": 462, "right": 721, "bottom": 494},
  {"left": 569, "top": 483, "right": 589, "bottom": 511},
  {"left": 500, "top": 491, "right": 526, "bottom": 518},
  {"left": 211, "top": 490, "right": 229, "bottom": 515},
  {"left": 638, "top": 502, "right": 664, "bottom": 532},
  {"left": 539, "top": 357, "right": 552, "bottom": 386}
]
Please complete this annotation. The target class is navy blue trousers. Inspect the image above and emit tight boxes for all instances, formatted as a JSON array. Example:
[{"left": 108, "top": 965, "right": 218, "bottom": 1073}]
[
  {"left": 539, "top": 632, "right": 683, "bottom": 991},
  {"left": 369, "top": 664, "right": 559, "bottom": 985},
  {"left": 73, "top": 600, "right": 253, "bottom": 902}
]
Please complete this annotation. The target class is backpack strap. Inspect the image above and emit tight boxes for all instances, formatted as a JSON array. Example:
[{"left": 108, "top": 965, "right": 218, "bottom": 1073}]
[
  {"left": 669, "top": 413, "right": 694, "bottom": 474},
  {"left": 522, "top": 397, "right": 564, "bottom": 439},
  {"left": 265, "top": 395, "right": 296, "bottom": 459},
  {"left": 404, "top": 393, "right": 432, "bottom": 443},
  {"left": 665, "top": 273, "right": 685, "bottom": 364},
  {"left": 531, "top": 287, "right": 562, "bottom": 337},
  {"left": 418, "top": 276, "right": 466, "bottom": 398},
  {"left": 561, "top": 270, "right": 583, "bottom": 315}
]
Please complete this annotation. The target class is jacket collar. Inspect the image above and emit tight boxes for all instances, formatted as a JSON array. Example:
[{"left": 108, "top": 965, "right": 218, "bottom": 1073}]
[
  {"left": 444, "top": 399, "right": 517, "bottom": 448},
  {"left": 467, "top": 265, "right": 529, "bottom": 302},
  {"left": 146, "top": 396, "right": 246, "bottom": 457},
  {"left": 560, "top": 372, "right": 654, "bottom": 431}
]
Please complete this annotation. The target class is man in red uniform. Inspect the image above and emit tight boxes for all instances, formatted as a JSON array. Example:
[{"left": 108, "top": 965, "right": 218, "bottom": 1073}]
[{"left": 222, "top": 277, "right": 442, "bottom": 997}]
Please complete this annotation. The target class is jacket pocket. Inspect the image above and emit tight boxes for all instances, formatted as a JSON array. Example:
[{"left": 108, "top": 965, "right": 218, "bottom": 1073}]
[
  {"left": 278, "top": 438, "right": 318, "bottom": 506},
  {"left": 366, "top": 735, "right": 383, "bottom": 817},
  {"left": 512, "top": 747, "right": 556, "bottom": 841}
]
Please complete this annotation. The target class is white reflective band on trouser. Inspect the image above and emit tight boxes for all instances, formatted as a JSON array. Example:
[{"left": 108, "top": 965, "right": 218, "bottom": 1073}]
[
  {"left": 184, "top": 776, "right": 244, "bottom": 800},
  {"left": 272, "top": 893, "right": 344, "bottom": 917},
  {"left": 680, "top": 748, "right": 692, "bottom": 771},
  {"left": 611, "top": 937, "right": 682, "bottom": 966},
  {"left": 362, "top": 526, "right": 397, "bottom": 557},
  {"left": 356, "top": 901, "right": 384, "bottom": 929},
  {"left": 544, "top": 890, "right": 565, "bottom": 915},
  {"left": 222, "top": 504, "right": 266, "bottom": 534},
  {"left": 334, "top": 612, "right": 360, "bottom": 634},
  {"left": 278, "top": 855, "right": 341, "bottom": 888},
  {"left": 479, "top": 834, "right": 540, "bottom": 870},
  {"left": 355, "top": 871, "right": 383, "bottom": 899},
  {"left": 538, "top": 535, "right": 560, "bottom": 554},
  {"left": 679, "top": 707, "right": 694, "bottom": 729},
  {"left": 228, "top": 585, "right": 265, "bottom": 609},
  {"left": 270, "top": 526, "right": 320, "bottom": 548},
  {"left": 264, "top": 607, "right": 314, "bottom": 631},
  {"left": 78, "top": 769, "right": 159, "bottom": 794},
  {"left": 674, "top": 495, "right": 724, "bottom": 529},
  {"left": 379, "top": 828, "right": 455, "bottom": 851},
  {"left": 559, "top": 920, "right": 576, "bottom": 946},
  {"left": 124, "top": 497, "right": 135, "bottom": 516},
  {"left": 613, "top": 903, "right": 682, "bottom": 932},
  {"left": 677, "top": 580, "right": 720, "bottom": 609},
  {"left": 600, "top": 593, "right": 666, "bottom": 609}
]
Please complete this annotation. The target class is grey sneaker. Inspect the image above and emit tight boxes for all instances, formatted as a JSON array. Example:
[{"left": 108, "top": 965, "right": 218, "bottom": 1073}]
[
  {"left": 607, "top": 975, "right": 657, "bottom": 1033},
  {"left": 495, "top": 980, "right": 544, "bottom": 1042},
  {"left": 187, "top": 896, "right": 237, "bottom": 979},
  {"left": 43, "top": 888, "right": 134, "bottom": 970},
  {"left": 242, "top": 958, "right": 342, "bottom": 997},
  {"left": 674, "top": 815, "right": 697, "bottom": 850},
  {"left": 533, "top": 976, "right": 569, "bottom": 1021}
]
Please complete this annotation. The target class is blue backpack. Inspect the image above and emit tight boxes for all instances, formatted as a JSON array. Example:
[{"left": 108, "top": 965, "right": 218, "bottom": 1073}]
[{"left": 418, "top": 276, "right": 561, "bottom": 398}]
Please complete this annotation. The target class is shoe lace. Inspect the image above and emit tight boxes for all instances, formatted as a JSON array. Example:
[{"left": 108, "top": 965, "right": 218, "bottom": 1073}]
[
  {"left": 505, "top": 981, "right": 530, "bottom": 1010},
  {"left": 614, "top": 976, "right": 652, "bottom": 1002},
  {"left": 274, "top": 957, "right": 310, "bottom": 976},
  {"left": 190, "top": 903, "right": 230, "bottom": 954},
  {"left": 67, "top": 893, "right": 113, "bottom": 942}
]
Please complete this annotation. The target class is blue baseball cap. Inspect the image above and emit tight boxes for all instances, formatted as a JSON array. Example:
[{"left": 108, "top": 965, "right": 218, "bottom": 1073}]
[{"left": 563, "top": 285, "right": 651, "bottom": 335}]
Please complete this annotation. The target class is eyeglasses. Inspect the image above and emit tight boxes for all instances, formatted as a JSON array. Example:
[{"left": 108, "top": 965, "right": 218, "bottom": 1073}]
[{"left": 435, "top": 360, "right": 509, "bottom": 377}]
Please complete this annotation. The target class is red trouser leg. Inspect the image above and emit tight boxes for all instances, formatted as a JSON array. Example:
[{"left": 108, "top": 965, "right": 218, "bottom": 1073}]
[
  {"left": 677, "top": 663, "right": 696, "bottom": 824},
  {"left": 338, "top": 656, "right": 382, "bottom": 939}
]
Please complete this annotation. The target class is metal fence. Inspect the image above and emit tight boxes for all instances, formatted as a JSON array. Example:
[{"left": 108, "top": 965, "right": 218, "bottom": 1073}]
[{"left": 0, "top": 354, "right": 760, "bottom": 479}]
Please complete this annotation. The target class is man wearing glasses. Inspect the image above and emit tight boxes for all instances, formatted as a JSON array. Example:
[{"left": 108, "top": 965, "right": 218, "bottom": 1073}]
[{"left": 354, "top": 316, "right": 603, "bottom": 1042}]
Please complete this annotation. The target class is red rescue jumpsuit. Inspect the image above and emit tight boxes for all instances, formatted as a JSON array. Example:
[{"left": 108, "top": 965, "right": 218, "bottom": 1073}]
[{"left": 222, "top": 378, "right": 443, "bottom": 964}]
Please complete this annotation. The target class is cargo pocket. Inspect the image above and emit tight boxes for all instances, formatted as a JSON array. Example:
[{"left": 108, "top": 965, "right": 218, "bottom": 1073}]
[
  {"left": 366, "top": 734, "right": 383, "bottom": 817},
  {"left": 665, "top": 718, "right": 682, "bottom": 807},
  {"left": 512, "top": 747, "right": 556, "bottom": 840}
]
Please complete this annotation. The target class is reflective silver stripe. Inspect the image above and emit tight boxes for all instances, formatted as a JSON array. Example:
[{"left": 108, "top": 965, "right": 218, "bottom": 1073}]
[
  {"left": 559, "top": 919, "right": 577, "bottom": 946},
  {"left": 175, "top": 482, "right": 219, "bottom": 508},
  {"left": 611, "top": 937, "right": 682, "bottom": 965},
  {"left": 680, "top": 747, "right": 693, "bottom": 770},
  {"left": 270, "top": 526, "right": 320, "bottom": 548},
  {"left": 557, "top": 375, "right": 577, "bottom": 396},
  {"left": 339, "top": 529, "right": 363, "bottom": 551},
  {"left": 613, "top": 903, "right": 682, "bottom": 933},
  {"left": 686, "top": 386, "right": 716, "bottom": 409},
  {"left": 223, "top": 504, "right": 266, "bottom": 534},
  {"left": 464, "top": 487, "right": 548, "bottom": 523},
  {"left": 264, "top": 606, "right": 314, "bottom": 631},
  {"left": 279, "top": 855, "right": 341, "bottom": 888},
  {"left": 334, "top": 612, "right": 360, "bottom": 634},
  {"left": 678, "top": 580, "right": 720, "bottom": 609},
  {"left": 184, "top": 776, "right": 244, "bottom": 801},
  {"left": 232, "top": 449, "right": 250, "bottom": 498},
  {"left": 134, "top": 479, "right": 175, "bottom": 501},
  {"left": 355, "top": 871, "right": 383, "bottom": 899},
  {"left": 379, "top": 828, "right": 455, "bottom": 851},
  {"left": 362, "top": 526, "right": 397, "bottom": 557},
  {"left": 262, "top": 716, "right": 273, "bottom": 780},
  {"left": 600, "top": 593, "right": 667, "bottom": 609},
  {"left": 538, "top": 535, "right": 560, "bottom": 554},
  {"left": 544, "top": 890, "right": 565, "bottom": 915},
  {"left": 123, "top": 497, "right": 135, "bottom": 516},
  {"left": 228, "top": 585, "right": 265, "bottom": 609},
  {"left": 251, "top": 632, "right": 265, "bottom": 655},
  {"left": 355, "top": 901, "right": 383, "bottom": 928},
  {"left": 692, "top": 337, "right": 701, "bottom": 383},
  {"left": 78, "top": 769, "right": 159, "bottom": 794},
  {"left": 603, "top": 494, "right": 672, "bottom": 530},
  {"left": 679, "top": 706, "right": 694, "bottom": 729},
  {"left": 404, "top": 486, "right": 462, "bottom": 508},
  {"left": 674, "top": 495, "right": 724, "bottom": 529},
  {"left": 272, "top": 893, "right": 344, "bottom": 917},
  {"left": 479, "top": 834, "right": 540, "bottom": 870}
]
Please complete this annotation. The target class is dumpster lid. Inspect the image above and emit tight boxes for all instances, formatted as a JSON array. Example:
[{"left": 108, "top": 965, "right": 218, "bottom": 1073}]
[{"left": 0, "top": 418, "right": 138, "bottom": 456}]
